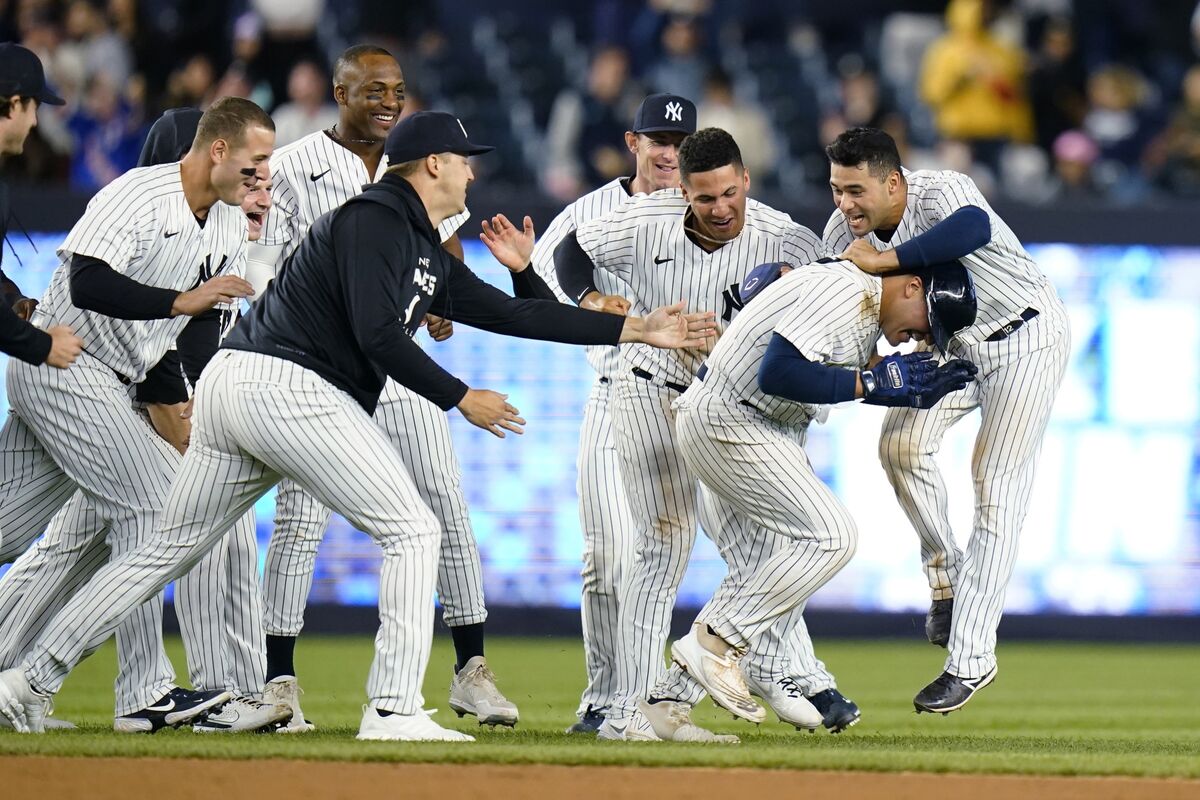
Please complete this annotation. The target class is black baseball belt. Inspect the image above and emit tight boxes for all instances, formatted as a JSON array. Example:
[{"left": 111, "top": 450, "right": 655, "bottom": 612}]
[
  {"left": 985, "top": 308, "right": 1039, "bottom": 342},
  {"left": 631, "top": 367, "right": 690, "bottom": 394}
]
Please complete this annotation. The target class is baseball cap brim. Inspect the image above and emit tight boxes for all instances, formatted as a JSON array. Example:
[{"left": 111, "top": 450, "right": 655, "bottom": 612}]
[
  {"left": 36, "top": 86, "right": 65, "bottom": 106},
  {"left": 454, "top": 143, "right": 494, "bottom": 157}
]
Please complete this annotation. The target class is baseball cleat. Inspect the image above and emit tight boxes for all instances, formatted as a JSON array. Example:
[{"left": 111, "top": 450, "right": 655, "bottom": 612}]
[
  {"left": 914, "top": 667, "right": 996, "bottom": 714},
  {"left": 0, "top": 668, "right": 50, "bottom": 733},
  {"left": 926, "top": 598, "right": 953, "bottom": 648},
  {"left": 670, "top": 625, "right": 765, "bottom": 723},
  {"left": 805, "top": 688, "right": 861, "bottom": 733},
  {"left": 263, "top": 676, "right": 315, "bottom": 733},
  {"left": 192, "top": 695, "right": 292, "bottom": 733},
  {"left": 637, "top": 699, "right": 739, "bottom": 743},
  {"left": 357, "top": 705, "right": 474, "bottom": 742},
  {"left": 743, "top": 673, "right": 823, "bottom": 731},
  {"left": 114, "top": 687, "right": 232, "bottom": 733},
  {"left": 565, "top": 705, "right": 606, "bottom": 735},
  {"left": 448, "top": 656, "right": 519, "bottom": 727},
  {"left": 596, "top": 715, "right": 631, "bottom": 741}
]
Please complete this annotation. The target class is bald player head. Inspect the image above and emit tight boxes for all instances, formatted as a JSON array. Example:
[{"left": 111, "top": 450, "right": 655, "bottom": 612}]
[{"left": 332, "top": 44, "right": 404, "bottom": 144}]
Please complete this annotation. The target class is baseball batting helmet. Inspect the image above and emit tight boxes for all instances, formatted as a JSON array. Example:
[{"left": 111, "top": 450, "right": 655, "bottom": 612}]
[{"left": 925, "top": 261, "right": 977, "bottom": 351}]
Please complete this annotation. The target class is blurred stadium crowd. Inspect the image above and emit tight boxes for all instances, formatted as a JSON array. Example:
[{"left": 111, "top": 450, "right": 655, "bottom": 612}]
[{"left": 4, "top": 0, "right": 1200, "bottom": 205}]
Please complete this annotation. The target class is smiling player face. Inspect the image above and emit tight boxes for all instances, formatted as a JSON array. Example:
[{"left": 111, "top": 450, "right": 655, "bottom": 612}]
[
  {"left": 240, "top": 178, "right": 272, "bottom": 241},
  {"left": 682, "top": 164, "right": 749, "bottom": 243},
  {"left": 337, "top": 54, "right": 405, "bottom": 141}
]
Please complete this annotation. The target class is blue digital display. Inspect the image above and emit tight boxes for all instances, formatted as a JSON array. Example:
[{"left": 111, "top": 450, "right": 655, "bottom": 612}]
[{"left": 1, "top": 235, "right": 1196, "bottom": 614}]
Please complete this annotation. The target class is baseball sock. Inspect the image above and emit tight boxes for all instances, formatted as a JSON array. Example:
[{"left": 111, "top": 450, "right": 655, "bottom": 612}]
[
  {"left": 265, "top": 634, "right": 296, "bottom": 681},
  {"left": 451, "top": 623, "right": 485, "bottom": 672}
]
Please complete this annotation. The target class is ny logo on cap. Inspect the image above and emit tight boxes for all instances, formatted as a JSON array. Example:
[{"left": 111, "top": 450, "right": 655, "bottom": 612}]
[{"left": 665, "top": 101, "right": 683, "bottom": 122}]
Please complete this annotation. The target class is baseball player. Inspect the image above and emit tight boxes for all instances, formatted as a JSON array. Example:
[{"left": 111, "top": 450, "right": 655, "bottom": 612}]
[
  {"left": 0, "top": 97, "right": 272, "bottom": 731},
  {"left": 0, "top": 43, "right": 82, "bottom": 384},
  {"left": 242, "top": 45, "right": 515, "bottom": 731},
  {"left": 823, "top": 127, "right": 1072, "bottom": 713},
  {"left": 640, "top": 259, "right": 977, "bottom": 738},
  {"left": 527, "top": 92, "right": 696, "bottom": 735},
  {"left": 554, "top": 128, "right": 858, "bottom": 739},
  {"left": 0, "top": 111, "right": 715, "bottom": 739}
]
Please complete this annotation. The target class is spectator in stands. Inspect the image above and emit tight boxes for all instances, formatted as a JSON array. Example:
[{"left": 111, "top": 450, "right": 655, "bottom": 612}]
[
  {"left": 1028, "top": 15, "right": 1088, "bottom": 155},
  {"left": 164, "top": 53, "right": 216, "bottom": 110},
  {"left": 1081, "top": 63, "right": 1161, "bottom": 200},
  {"left": 821, "top": 57, "right": 908, "bottom": 160},
  {"left": 1048, "top": 129, "right": 1100, "bottom": 200},
  {"left": 65, "top": 71, "right": 144, "bottom": 191},
  {"left": 542, "top": 45, "right": 640, "bottom": 201},
  {"left": 247, "top": 0, "right": 325, "bottom": 106},
  {"left": 60, "top": 0, "right": 133, "bottom": 88},
  {"left": 1147, "top": 63, "right": 1200, "bottom": 196},
  {"left": 697, "top": 67, "right": 776, "bottom": 182},
  {"left": 918, "top": 0, "right": 1034, "bottom": 172},
  {"left": 644, "top": 14, "right": 711, "bottom": 103},
  {"left": 272, "top": 60, "right": 338, "bottom": 146}
]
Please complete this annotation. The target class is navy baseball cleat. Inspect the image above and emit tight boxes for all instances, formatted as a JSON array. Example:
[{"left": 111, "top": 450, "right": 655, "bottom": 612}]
[
  {"left": 805, "top": 688, "right": 861, "bottom": 733},
  {"left": 926, "top": 598, "right": 953, "bottom": 647},
  {"left": 114, "top": 687, "right": 233, "bottom": 733},
  {"left": 565, "top": 705, "right": 606, "bottom": 735},
  {"left": 913, "top": 667, "right": 996, "bottom": 714}
]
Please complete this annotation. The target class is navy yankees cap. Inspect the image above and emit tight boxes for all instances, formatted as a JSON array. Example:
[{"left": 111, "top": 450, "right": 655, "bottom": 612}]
[
  {"left": 385, "top": 111, "right": 494, "bottom": 164},
  {"left": 0, "top": 43, "right": 64, "bottom": 105},
  {"left": 632, "top": 93, "right": 696, "bottom": 135}
]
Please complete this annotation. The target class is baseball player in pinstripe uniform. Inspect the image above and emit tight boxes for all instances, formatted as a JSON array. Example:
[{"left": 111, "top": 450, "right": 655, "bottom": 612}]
[
  {"left": 243, "top": 45, "right": 513, "bottom": 731},
  {"left": 645, "top": 259, "right": 977, "bottom": 738},
  {"left": 0, "top": 109, "right": 288, "bottom": 733},
  {"left": 555, "top": 128, "right": 857, "bottom": 740},
  {"left": 528, "top": 92, "right": 695, "bottom": 735},
  {"left": 823, "top": 127, "right": 1072, "bottom": 713},
  {"left": 0, "top": 111, "right": 714, "bottom": 739},
  {"left": 0, "top": 97, "right": 275, "bottom": 732}
]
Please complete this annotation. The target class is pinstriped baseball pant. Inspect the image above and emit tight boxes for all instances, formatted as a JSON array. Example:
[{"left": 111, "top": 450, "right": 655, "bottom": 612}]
[
  {"left": 609, "top": 377, "right": 839, "bottom": 717},
  {"left": 0, "top": 354, "right": 183, "bottom": 714},
  {"left": 22, "top": 351, "right": 441, "bottom": 714},
  {"left": 263, "top": 377, "right": 486, "bottom": 637},
  {"left": 879, "top": 290, "right": 1071, "bottom": 679},
  {"left": 575, "top": 377, "right": 637, "bottom": 716}
]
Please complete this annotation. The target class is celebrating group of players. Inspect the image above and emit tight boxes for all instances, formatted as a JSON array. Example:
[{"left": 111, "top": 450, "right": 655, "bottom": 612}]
[{"left": 0, "top": 40, "right": 1069, "bottom": 742}]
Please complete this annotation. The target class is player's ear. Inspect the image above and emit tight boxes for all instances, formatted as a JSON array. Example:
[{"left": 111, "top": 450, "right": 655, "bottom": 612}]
[
  {"left": 210, "top": 137, "right": 228, "bottom": 165},
  {"left": 624, "top": 131, "right": 638, "bottom": 156},
  {"left": 742, "top": 166, "right": 751, "bottom": 193},
  {"left": 333, "top": 82, "right": 347, "bottom": 107}
]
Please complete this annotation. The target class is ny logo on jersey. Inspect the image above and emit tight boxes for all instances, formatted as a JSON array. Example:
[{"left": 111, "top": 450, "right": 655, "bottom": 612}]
[
  {"left": 188, "top": 254, "right": 229, "bottom": 290},
  {"left": 721, "top": 282, "right": 744, "bottom": 323},
  {"left": 665, "top": 102, "right": 683, "bottom": 122}
]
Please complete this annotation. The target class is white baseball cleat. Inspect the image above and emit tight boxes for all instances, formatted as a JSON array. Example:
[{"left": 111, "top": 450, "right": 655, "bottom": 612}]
[
  {"left": 596, "top": 715, "right": 631, "bottom": 741},
  {"left": 263, "top": 676, "right": 315, "bottom": 733},
  {"left": 623, "top": 705, "right": 663, "bottom": 741},
  {"left": 0, "top": 668, "right": 49, "bottom": 734},
  {"left": 448, "top": 656, "right": 519, "bottom": 727},
  {"left": 356, "top": 705, "right": 475, "bottom": 742},
  {"left": 192, "top": 695, "right": 293, "bottom": 733},
  {"left": 636, "top": 699, "right": 740, "bottom": 743},
  {"left": 670, "top": 625, "right": 766, "bottom": 724},
  {"left": 743, "top": 673, "right": 823, "bottom": 730}
]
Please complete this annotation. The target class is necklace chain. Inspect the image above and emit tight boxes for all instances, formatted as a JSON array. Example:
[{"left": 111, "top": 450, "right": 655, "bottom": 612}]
[{"left": 329, "top": 123, "right": 381, "bottom": 146}]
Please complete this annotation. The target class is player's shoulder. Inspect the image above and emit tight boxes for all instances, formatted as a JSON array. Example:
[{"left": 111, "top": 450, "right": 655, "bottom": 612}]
[
  {"left": 271, "top": 130, "right": 337, "bottom": 174},
  {"left": 568, "top": 177, "right": 633, "bottom": 223},
  {"left": 84, "top": 164, "right": 178, "bottom": 221},
  {"left": 581, "top": 187, "right": 684, "bottom": 232},
  {"left": 906, "top": 167, "right": 977, "bottom": 195},
  {"left": 792, "top": 258, "right": 878, "bottom": 297}
]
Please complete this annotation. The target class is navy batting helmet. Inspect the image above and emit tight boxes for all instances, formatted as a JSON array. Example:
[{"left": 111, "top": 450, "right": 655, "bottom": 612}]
[{"left": 925, "top": 261, "right": 977, "bottom": 351}]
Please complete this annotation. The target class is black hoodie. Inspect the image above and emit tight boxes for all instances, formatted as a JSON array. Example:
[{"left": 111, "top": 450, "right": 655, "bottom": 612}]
[{"left": 224, "top": 173, "right": 625, "bottom": 413}]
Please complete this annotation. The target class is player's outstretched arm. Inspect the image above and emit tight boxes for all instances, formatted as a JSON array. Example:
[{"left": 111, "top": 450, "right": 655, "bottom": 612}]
[
  {"left": 480, "top": 213, "right": 535, "bottom": 273},
  {"left": 456, "top": 389, "right": 526, "bottom": 439}
]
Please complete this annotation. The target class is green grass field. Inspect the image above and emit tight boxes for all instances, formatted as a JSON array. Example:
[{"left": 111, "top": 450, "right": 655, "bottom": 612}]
[{"left": 1, "top": 635, "right": 1197, "bottom": 778}]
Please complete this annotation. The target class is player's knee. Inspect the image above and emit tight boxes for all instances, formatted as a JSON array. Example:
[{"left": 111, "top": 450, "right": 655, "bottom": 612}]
[{"left": 878, "top": 423, "right": 921, "bottom": 477}]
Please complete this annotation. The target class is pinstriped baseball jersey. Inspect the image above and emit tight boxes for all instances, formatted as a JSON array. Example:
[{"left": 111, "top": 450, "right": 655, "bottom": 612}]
[
  {"left": 259, "top": 130, "right": 466, "bottom": 259},
  {"left": 531, "top": 177, "right": 637, "bottom": 379},
  {"left": 39, "top": 163, "right": 247, "bottom": 382},
  {"left": 701, "top": 261, "right": 881, "bottom": 427},
  {"left": 576, "top": 190, "right": 822, "bottom": 385},
  {"left": 822, "top": 168, "right": 1049, "bottom": 344}
]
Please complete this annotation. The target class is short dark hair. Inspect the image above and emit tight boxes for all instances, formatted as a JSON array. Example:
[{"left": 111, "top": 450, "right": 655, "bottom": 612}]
[
  {"left": 333, "top": 44, "right": 395, "bottom": 84},
  {"left": 825, "top": 127, "right": 901, "bottom": 179},
  {"left": 0, "top": 95, "right": 33, "bottom": 119},
  {"left": 193, "top": 96, "right": 274, "bottom": 150},
  {"left": 679, "top": 127, "right": 743, "bottom": 180}
]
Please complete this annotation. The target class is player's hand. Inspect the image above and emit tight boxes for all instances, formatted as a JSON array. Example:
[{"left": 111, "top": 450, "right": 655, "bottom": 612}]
[
  {"left": 838, "top": 239, "right": 898, "bottom": 275},
  {"left": 171, "top": 276, "right": 254, "bottom": 317},
  {"left": 424, "top": 314, "right": 454, "bottom": 342},
  {"left": 147, "top": 400, "right": 192, "bottom": 453},
  {"left": 12, "top": 296, "right": 38, "bottom": 321},
  {"left": 861, "top": 352, "right": 939, "bottom": 406},
  {"left": 627, "top": 300, "right": 718, "bottom": 349},
  {"left": 915, "top": 358, "right": 978, "bottom": 409},
  {"left": 44, "top": 324, "right": 83, "bottom": 369},
  {"left": 457, "top": 389, "right": 526, "bottom": 439},
  {"left": 580, "top": 291, "right": 631, "bottom": 316},
  {"left": 479, "top": 214, "right": 535, "bottom": 272}
]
